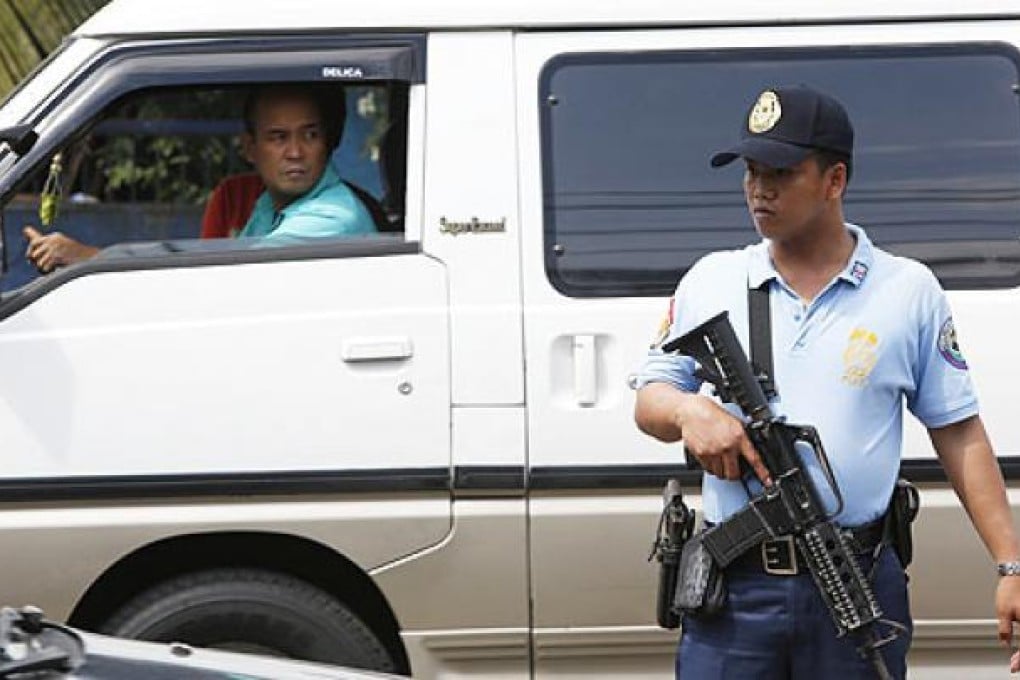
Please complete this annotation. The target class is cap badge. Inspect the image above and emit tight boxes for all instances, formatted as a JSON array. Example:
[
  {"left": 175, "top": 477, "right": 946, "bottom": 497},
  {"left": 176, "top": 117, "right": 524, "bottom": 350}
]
[{"left": 748, "top": 90, "right": 782, "bottom": 134}]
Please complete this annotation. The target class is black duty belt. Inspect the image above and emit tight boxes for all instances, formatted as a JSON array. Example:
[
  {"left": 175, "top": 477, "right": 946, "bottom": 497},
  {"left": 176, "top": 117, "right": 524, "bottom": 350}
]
[{"left": 726, "top": 515, "right": 886, "bottom": 577}]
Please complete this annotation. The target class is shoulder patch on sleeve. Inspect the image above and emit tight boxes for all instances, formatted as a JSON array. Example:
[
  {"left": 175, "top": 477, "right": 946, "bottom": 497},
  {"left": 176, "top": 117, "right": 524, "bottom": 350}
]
[
  {"left": 938, "top": 317, "right": 968, "bottom": 370},
  {"left": 651, "top": 297, "right": 675, "bottom": 348}
]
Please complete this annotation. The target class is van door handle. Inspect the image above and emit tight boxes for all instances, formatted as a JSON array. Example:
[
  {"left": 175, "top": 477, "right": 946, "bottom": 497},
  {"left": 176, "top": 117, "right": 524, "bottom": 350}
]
[
  {"left": 573, "top": 334, "right": 597, "bottom": 406},
  {"left": 341, "top": 336, "right": 414, "bottom": 362}
]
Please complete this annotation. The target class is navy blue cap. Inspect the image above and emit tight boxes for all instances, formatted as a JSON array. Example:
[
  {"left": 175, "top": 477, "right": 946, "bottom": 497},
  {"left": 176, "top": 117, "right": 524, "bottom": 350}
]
[{"left": 710, "top": 86, "right": 853, "bottom": 168}]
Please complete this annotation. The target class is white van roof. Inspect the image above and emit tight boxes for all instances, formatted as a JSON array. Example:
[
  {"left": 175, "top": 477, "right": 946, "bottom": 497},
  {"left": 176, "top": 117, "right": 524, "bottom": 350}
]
[{"left": 75, "top": 0, "right": 1020, "bottom": 37}]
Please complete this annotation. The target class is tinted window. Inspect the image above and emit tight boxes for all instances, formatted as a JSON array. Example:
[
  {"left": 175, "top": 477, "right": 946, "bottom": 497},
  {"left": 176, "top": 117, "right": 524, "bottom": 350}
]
[{"left": 540, "top": 44, "right": 1020, "bottom": 297}]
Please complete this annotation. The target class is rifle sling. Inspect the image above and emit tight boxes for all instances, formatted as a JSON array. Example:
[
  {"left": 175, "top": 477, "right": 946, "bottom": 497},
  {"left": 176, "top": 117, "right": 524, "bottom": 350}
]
[{"left": 748, "top": 281, "right": 777, "bottom": 399}]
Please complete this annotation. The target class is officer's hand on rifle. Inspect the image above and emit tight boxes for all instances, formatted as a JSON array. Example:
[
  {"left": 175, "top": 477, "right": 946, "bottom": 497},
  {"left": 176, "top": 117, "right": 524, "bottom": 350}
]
[{"left": 673, "top": 394, "right": 771, "bottom": 485}]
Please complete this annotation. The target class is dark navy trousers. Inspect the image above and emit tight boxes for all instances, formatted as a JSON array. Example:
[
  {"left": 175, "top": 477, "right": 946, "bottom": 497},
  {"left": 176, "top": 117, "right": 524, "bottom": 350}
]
[{"left": 676, "top": 548, "right": 911, "bottom": 679}]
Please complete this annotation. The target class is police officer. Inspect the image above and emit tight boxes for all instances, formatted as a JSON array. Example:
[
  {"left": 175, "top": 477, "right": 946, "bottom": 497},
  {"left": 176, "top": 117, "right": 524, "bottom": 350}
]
[{"left": 634, "top": 85, "right": 1020, "bottom": 678}]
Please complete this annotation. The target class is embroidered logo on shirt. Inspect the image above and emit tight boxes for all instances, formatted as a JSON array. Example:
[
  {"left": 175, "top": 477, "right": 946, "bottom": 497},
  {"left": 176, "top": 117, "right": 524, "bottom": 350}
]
[
  {"left": 938, "top": 317, "right": 968, "bottom": 370},
  {"left": 842, "top": 327, "right": 879, "bottom": 387},
  {"left": 850, "top": 260, "right": 869, "bottom": 284},
  {"left": 651, "top": 297, "right": 675, "bottom": 348}
]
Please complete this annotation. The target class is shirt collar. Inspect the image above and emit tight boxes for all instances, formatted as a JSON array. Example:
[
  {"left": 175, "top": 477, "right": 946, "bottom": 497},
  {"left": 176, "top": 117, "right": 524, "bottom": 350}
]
[
  {"left": 746, "top": 223, "right": 875, "bottom": 289},
  {"left": 835, "top": 223, "right": 874, "bottom": 288}
]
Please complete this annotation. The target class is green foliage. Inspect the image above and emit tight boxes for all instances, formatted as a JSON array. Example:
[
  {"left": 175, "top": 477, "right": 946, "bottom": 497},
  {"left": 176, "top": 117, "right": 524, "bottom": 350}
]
[
  {"left": 100, "top": 135, "right": 234, "bottom": 204},
  {"left": 84, "top": 87, "right": 247, "bottom": 204}
]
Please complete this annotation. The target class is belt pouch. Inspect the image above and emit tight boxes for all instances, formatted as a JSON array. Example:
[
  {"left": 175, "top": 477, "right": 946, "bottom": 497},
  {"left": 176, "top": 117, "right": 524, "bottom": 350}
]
[{"left": 673, "top": 532, "right": 727, "bottom": 617}]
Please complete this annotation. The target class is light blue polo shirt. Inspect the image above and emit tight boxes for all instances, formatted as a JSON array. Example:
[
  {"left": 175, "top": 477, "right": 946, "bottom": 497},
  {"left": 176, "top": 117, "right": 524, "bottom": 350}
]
[
  {"left": 240, "top": 163, "right": 376, "bottom": 244},
  {"left": 638, "top": 224, "right": 978, "bottom": 526}
]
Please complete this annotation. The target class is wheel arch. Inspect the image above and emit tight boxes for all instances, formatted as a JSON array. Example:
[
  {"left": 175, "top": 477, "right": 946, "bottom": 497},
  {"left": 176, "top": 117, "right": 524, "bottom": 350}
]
[{"left": 67, "top": 530, "right": 410, "bottom": 675}]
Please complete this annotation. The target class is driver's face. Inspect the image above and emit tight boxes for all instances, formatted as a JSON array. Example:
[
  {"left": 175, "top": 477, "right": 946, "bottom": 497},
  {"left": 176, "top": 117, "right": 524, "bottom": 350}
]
[{"left": 243, "top": 92, "right": 329, "bottom": 211}]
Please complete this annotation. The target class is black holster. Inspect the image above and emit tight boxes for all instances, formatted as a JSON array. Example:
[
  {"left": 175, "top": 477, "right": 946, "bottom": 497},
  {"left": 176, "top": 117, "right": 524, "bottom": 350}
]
[
  {"left": 656, "top": 532, "right": 684, "bottom": 629},
  {"left": 885, "top": 478, "right": 920, "bottom": 568},
  {"left": 651, "top": 479, "right": 695, "bottom": 629},
  {"left": 651, "top": 480, "right": 728, "bottom": 628}
]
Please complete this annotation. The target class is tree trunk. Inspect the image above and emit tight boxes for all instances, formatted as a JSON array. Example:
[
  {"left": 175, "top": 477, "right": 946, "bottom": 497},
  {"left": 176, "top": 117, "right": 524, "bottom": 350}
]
[{"left": 0, "top": 0, "right": 110, "bottom": 98}]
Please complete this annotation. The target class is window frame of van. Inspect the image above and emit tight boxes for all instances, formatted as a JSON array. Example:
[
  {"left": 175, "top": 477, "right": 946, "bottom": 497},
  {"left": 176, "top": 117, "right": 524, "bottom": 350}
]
[
  {"left": 0, "top": 34, "right": 426, "bottom": 318},
  {"left": 538, "top": 42, "right": 1020, "bottom": 298},
  {"left": 0, "top": 38, "right": 105, "bottom": 132}
]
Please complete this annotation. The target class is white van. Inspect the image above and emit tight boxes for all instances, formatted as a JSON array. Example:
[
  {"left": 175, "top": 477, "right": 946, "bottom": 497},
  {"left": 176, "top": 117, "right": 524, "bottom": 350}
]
[{"left": 0, "top": 1, "right": 1018, "bottom": 677}]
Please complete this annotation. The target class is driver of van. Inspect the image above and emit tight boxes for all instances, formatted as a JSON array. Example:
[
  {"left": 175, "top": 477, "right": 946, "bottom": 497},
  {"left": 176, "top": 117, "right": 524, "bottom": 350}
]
[{"left": 22, "top": 83, "right": 376, "bottom": 273}]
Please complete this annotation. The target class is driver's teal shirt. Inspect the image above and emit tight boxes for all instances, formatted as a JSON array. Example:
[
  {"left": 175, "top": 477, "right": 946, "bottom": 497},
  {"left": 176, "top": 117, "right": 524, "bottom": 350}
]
[
  {"left": 637, "top": 224, "right": 977, "bottom": 526},
  {"left": 240, "top": 163, "right": 375, "bottom": 244}
]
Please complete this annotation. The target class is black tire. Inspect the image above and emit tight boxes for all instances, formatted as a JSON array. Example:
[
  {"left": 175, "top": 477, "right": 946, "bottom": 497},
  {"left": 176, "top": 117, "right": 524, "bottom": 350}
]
[{"left": 98, "top": 567, "right": 396, "bottom": 672}]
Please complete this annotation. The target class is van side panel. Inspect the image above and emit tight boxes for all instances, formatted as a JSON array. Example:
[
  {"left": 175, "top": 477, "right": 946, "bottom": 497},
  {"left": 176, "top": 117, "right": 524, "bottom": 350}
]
[
  {"left": 0, "top": 255, "right": 449, "bottom": 476},
  {"left": 420, "top": 31, "right": 524, "bottom": 407},
  {"left": 0, "top": 252, "right": 454, "bottom": 670},
  {"left": 373, "top": 31, "right": 530, "bottom": 678}
]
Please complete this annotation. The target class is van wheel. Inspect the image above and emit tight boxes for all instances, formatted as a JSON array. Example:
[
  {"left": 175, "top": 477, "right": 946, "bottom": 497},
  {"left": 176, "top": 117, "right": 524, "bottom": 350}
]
[{"left": 98, "top": 567, "right": 397, "bottom": 672}]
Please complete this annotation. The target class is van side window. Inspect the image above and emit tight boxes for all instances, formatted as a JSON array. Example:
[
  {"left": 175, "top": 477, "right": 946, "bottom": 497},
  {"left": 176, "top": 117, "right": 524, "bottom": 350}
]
[
  {"left": 2, "top": 81, "right": 407, "bottom": 290},
  {"left": 540, "top": 45, "right": 1020, "bottom": 297}
]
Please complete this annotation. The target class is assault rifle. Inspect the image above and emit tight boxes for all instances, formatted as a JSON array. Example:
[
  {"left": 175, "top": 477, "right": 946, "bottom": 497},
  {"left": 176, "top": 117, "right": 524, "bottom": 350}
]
[{"left": 662, "top": 311, "right": 898, "bottom": 680}]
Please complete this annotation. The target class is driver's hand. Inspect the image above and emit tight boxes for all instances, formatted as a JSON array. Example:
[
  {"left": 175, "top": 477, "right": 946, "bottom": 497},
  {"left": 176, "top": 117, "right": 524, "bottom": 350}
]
[{"left": 23, "top": 226, "right": 99, "bottom": 273}]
